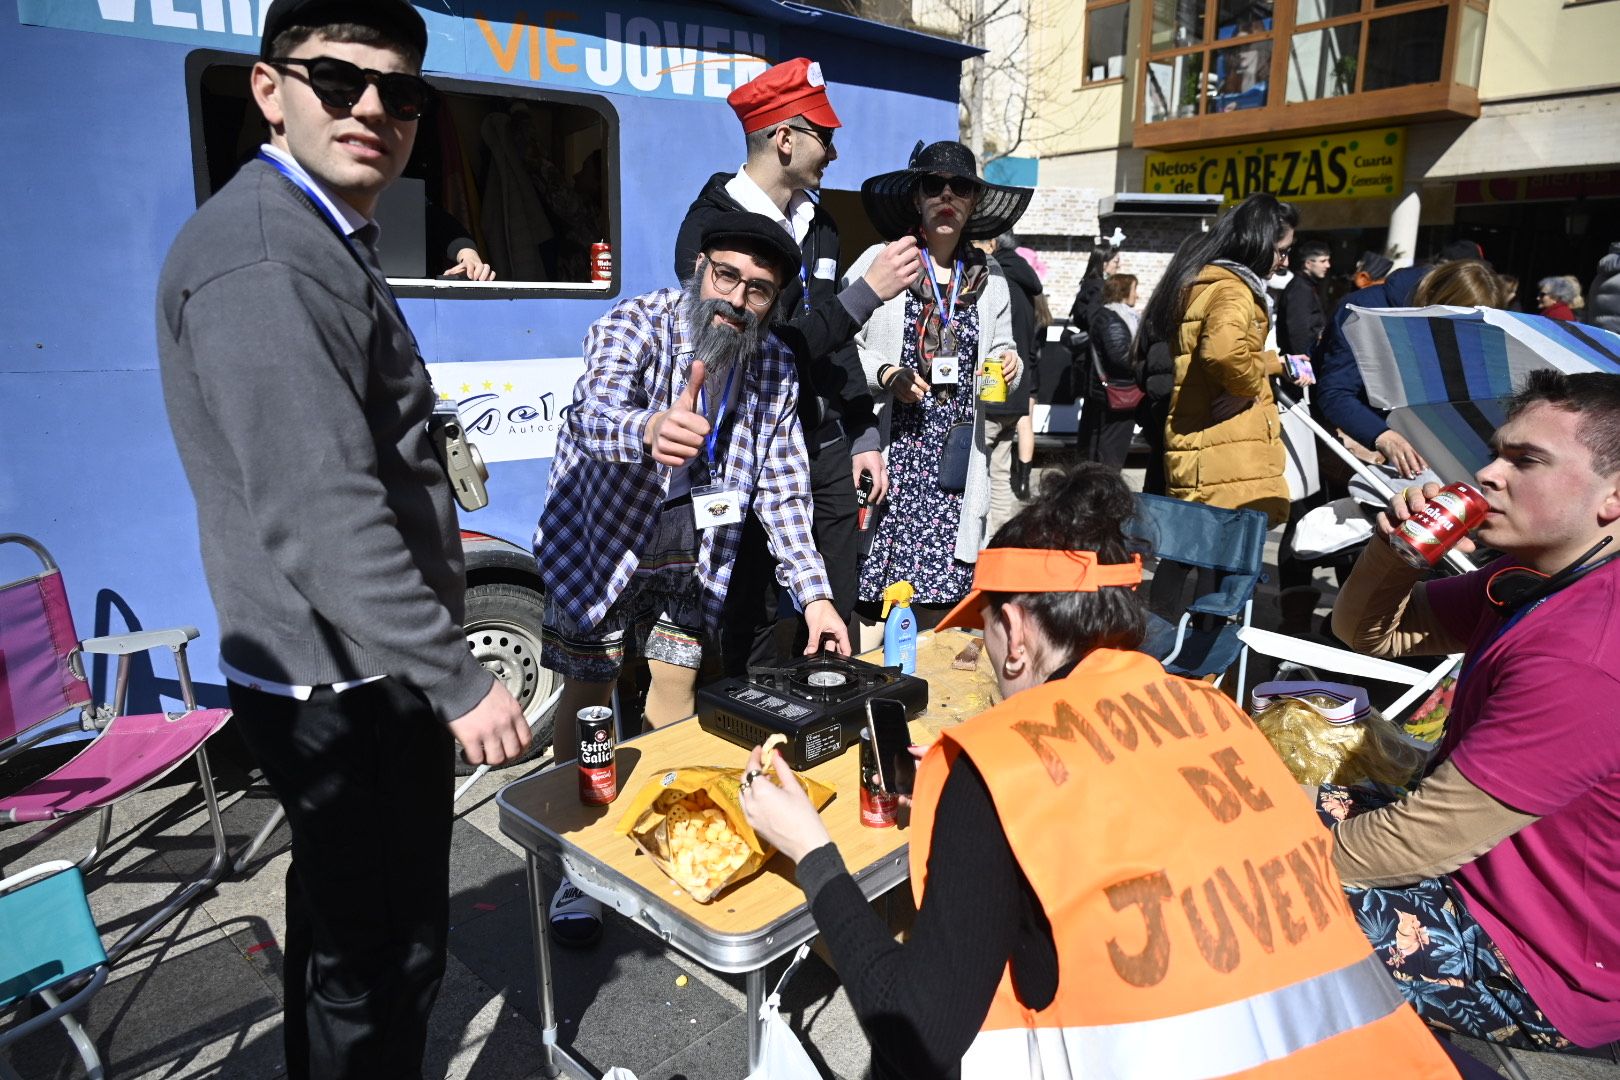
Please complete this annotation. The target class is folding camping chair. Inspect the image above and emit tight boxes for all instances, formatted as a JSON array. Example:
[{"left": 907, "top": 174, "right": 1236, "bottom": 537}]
[
  {"left": 1236, "top": 627, "right": 1460, "bottom": 727},
  {"left": 1133, "top": 494, "right": 1269, "bottom": 703},
  {"left": 0, "top": 861, "right": 109, "bottom": 1079},
  {"left": 0, "top": 534, "right": 231, "bottom": 965}
]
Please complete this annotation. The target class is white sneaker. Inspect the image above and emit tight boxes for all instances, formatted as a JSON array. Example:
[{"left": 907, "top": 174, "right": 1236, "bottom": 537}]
[{"left": 549, "top": 877, "right": 603, "bottom": 948}]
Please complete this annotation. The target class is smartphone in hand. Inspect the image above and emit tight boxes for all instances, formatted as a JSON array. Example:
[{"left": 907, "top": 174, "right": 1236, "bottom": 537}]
[{"left": 867, "top": 698, "right": 916, "bottom": 796}]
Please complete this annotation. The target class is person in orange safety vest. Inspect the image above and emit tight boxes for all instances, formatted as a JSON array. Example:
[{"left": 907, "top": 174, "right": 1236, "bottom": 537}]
[{"left": 740, "top": 463, "right": 1464, "bottom": 1079}]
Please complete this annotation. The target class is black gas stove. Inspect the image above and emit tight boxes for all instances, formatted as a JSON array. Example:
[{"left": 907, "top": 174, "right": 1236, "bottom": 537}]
[{"left": 696, "top": 651, "right": 929, "bottom": 770}]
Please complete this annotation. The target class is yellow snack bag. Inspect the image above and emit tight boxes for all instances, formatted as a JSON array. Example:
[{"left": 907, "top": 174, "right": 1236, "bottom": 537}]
[{"left": 615, "top": 764, "right": 835, "bottom": 903}]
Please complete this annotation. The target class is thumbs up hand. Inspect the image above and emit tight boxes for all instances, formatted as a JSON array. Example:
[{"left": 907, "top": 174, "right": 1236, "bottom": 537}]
[{"left": 645, "top": 359, "right": 712, "bottom": 467}]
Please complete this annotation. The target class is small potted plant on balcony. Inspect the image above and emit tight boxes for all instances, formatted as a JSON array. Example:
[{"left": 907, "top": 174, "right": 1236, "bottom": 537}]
[{"left": 1333, "top": 54, "right": 1358, "bottom": 97}]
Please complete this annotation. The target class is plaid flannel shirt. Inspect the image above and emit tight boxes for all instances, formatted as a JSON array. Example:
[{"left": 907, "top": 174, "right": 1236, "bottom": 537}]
[{"left": 534, "top": 288, "right": 830, "bottom": 634}]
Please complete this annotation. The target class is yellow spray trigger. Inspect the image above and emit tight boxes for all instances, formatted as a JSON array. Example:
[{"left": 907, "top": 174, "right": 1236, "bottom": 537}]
[{"left": 881, "top": 580, "right": 915, "bottom": 619}]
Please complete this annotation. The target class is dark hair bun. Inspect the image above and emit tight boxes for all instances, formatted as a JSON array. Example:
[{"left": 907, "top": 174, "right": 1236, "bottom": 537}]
[{"left": 993, "top": 463, "right": 1136, "bottom": 561}]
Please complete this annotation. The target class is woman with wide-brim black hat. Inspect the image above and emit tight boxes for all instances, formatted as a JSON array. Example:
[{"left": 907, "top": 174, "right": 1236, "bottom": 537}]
[{"left": 840, "top": 140, "right": 1033, "bottom": 645}]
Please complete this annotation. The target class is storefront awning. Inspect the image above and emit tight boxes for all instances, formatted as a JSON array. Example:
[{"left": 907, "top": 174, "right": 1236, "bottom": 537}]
[
  {"left": 1099, "top": 192, "right": 1224, "bottom": 217},
  {"left": 1417, "top": 90, "right": 1620, "bottom": 181}
]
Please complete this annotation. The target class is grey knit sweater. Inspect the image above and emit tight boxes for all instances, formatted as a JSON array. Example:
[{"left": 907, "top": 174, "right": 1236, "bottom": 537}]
[{"left": 156, "top": 159, "right": 492, "bottom": 722}]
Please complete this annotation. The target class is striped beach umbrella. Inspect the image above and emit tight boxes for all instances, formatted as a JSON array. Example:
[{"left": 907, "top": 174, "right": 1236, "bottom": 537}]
[{"left": 1340, "top": 306, "right": 1620, "bottom": 481}]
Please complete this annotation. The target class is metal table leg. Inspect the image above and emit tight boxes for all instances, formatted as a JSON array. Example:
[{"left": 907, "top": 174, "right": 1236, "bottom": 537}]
[
  {"left": 746, "top": 964, "right": 767, "bottom": 1071},
  {"left": 527, "top": 852, "right": 564, "bottom": 1079}
]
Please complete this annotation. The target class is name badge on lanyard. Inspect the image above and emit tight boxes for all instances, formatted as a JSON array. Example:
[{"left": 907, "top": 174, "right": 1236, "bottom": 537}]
[
  {"left": 922, "top": 255, "right": 964, "bottom": 386},
  {"left": 691, "top": 363, "right": 743, "bottom": 530}
]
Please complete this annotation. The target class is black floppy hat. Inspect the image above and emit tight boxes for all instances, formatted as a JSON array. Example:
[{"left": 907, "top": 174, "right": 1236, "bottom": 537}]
[
  {"left": 860, "top": 141, "right": 1033, "bottom": 242},
  {"left": 698, "top": 212, "right": 803, "bottom": 282},
  {"left": 260, "top": 0, "right": 429, "bottom": 61}
]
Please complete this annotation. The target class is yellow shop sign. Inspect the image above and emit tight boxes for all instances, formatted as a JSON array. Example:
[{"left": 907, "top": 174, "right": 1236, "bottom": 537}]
[{"left": 1144, "top": 127, "right": 1406, "bottom": 203}]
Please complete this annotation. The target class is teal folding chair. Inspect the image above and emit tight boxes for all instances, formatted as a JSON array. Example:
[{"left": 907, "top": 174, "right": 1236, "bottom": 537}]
[
  {"left": 1133, "top": 494, "right": 1270, "bottom": 702},
  {"left": 0, "top": 861, "right": 108, "bottom": 1079}
]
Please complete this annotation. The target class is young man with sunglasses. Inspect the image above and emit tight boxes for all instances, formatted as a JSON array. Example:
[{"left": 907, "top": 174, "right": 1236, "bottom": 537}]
[
  {"left": 673, "top": 58, "right": 922, "bottom": 677},
  {"left": 156, "top": 2, "right": 530, "bottom": 1074},
  {"left": 1324, "top": 370, "right": 1620, "bottom": 1052}
]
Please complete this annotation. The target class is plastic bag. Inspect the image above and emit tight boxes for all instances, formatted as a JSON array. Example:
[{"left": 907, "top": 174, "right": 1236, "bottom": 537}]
[
  {"left": 745, "top": 998, "right": 823, "bottom": 1080},
  {"left": 745, "top": 944, "right": 823, "bottom": 1080},
  {"left": 1279, "top": 389, "right": 1321, "bottom": 502},
  {"left": 615, "top": 765, "right": 834, "bottom": 903}
]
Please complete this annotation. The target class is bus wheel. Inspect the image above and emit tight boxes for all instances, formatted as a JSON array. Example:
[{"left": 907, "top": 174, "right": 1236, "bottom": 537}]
[{"left": 458, "top": 582, "right": 555, "bottom": 776}]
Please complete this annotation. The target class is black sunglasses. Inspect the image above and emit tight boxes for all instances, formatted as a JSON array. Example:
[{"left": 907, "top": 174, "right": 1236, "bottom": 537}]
[
  {"left": 918, "top": 174, "right": 979, "bottom": 199},
  {"left": 785, "top": 123, "right": 834, "bottom": 151},
  {"left": 269, "top": 56, "right": 437, "bottom": 122}
]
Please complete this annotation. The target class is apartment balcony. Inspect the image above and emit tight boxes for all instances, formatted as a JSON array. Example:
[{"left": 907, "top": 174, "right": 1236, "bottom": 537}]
[{"left": 1133, "top": 0, "right": 1485, "bottom": 150}]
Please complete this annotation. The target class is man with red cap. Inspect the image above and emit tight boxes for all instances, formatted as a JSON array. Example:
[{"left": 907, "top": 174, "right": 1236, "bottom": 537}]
[{"left": 674, "top": 57, "right": 922, "bottom": 675}]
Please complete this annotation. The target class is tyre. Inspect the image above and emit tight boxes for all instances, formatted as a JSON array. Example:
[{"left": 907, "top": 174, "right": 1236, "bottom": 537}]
[{"left": 458, "top": 582, "right": 556, "bottom": 776}]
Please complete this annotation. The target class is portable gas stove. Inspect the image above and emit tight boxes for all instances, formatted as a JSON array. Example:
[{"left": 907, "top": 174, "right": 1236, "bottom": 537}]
[{"left": 696, "top": 651, "right": 928, "bottom": 770}]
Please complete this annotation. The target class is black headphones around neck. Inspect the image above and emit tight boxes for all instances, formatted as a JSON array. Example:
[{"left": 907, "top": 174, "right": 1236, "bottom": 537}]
[{"left": 1484, "top": 536, "right": 1617, "bottom": 616}]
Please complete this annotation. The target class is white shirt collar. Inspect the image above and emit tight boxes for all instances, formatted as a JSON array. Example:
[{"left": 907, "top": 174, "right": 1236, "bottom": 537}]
[
  {"left": 259, "top": 143, "right": 374, "bottom": 239},
  {"left": 724, "top": 165, "right": 814, "bottom": 246}
]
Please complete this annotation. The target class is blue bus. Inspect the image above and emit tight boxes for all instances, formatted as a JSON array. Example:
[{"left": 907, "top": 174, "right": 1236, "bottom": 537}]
[{"left": 0, "top": 1, "right": 972, "bottom": 761}]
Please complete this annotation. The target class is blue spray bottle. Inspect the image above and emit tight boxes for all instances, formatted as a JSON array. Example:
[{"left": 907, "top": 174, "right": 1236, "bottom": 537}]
[{"left": 881, "top": 581, "right": 918, "bottom": 674}]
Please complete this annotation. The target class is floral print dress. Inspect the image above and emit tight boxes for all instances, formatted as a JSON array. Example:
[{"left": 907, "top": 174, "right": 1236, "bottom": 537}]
[{"left": 858, "top": 292, "right": 981, "bottom": 606}]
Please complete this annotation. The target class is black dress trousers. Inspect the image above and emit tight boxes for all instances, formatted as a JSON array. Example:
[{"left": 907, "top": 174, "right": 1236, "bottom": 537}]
[{"left": 228, "top": 677, "right": 454, "bottom": 1080}]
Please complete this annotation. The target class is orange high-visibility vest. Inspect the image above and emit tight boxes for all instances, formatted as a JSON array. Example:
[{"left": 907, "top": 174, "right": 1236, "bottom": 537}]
[{"left": 909, "top": 648, "right": 1459, "bottom": 1078}]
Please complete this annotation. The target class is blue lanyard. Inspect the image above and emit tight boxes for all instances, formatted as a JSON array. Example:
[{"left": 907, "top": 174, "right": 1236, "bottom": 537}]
[
  {"left": 798, "top": 262, "right": 811, "bottom": 315},
  {"left": 258, "top": 150, "right": 348, "bottom": 235},
  {"left": 255, "top": 151, "right": 418, "bottom": 342},
  {"left": 696, "top": 362, "right": 741, "bottom": 476},
  {"left": 920, "top": 255, "right": 964, "bottom": 339}
]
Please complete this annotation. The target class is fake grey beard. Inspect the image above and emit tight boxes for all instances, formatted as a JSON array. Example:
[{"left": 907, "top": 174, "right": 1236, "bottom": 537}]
[{"left": 679, "top": 267, "right": 764, "bottom": 380}]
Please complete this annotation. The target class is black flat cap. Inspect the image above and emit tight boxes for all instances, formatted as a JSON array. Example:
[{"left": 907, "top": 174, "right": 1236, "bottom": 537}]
[
  {"left": 260, "top": 0, "right": 428, "bottom": 61},
  {"left": 699, "top": 212, "right": 803, "bottom": 281}
]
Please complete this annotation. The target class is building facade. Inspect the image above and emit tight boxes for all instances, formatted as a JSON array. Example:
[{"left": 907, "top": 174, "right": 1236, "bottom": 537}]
[{"left": 1020, "top": 0, "right": 1620, "bottom": 317}]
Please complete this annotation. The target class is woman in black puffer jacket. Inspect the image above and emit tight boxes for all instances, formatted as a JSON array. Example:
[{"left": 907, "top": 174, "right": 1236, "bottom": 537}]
[{"left": 1077, "top": 274, "right": 1142, "bottom": 470}]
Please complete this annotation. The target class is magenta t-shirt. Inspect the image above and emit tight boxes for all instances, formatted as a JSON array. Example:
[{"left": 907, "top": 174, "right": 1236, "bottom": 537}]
[{"left": 1426, "top": 555, "right": 1620, "bottom": 1046}]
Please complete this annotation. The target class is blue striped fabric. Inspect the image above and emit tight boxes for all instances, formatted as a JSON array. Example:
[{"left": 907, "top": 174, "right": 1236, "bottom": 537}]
[{"left": 1342, "top": 306, "right": 1620, "bottom": 478}]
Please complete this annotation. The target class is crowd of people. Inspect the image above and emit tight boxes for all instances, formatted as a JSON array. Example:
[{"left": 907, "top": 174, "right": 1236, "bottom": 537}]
[{"left": 149, "top": 1, "right": 1615, "bottom": 1076}]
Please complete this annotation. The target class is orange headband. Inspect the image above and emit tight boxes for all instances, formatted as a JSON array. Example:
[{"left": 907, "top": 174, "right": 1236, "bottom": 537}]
[{"left": 934, "top": 549, "right": 1143, "bottom": 631}]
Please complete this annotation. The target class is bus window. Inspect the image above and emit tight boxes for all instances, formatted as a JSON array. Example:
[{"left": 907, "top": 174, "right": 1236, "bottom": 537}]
[{"left": 188, "top": 54, "right": 618, "bottom": 297}]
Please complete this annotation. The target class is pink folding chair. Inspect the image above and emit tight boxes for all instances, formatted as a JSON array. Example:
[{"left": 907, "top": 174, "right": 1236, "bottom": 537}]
[{"left": 0, "top": 533, "right": 231, "bottom": 964}]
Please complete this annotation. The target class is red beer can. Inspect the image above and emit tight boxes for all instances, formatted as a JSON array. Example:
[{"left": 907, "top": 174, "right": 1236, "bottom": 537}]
[
  {"left": 858, "top": 730, "right": 897, "bottom": 828},
  {"left": 1389, "top": 482, "right": 1490, "bottom": 569},
  {"left": 577, "top": 706, "right": 618, "bottom": 805},
  {"left": 590, "top": 241, "right": 612, "bottom": 282}
]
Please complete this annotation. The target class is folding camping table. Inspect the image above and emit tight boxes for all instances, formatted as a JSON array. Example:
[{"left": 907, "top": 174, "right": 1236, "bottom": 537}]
[{"left": 496, "top": 631, "right": 997, "bottom": 1078}]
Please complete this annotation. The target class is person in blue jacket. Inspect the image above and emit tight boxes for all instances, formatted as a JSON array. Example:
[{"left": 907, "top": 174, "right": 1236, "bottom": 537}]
[{"left": 1314, "top": 264, "right": 1430, "bottom": 478}]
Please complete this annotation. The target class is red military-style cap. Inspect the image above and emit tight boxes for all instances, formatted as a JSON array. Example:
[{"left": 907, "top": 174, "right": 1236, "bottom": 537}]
[{"left": 727, "top": 57, "right": 842, "bottom": 134}]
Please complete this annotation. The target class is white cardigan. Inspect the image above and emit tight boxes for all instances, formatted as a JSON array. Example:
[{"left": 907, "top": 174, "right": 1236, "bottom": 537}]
[{"left": 842, "top": 244, "right": 1020, "bottom": 563}]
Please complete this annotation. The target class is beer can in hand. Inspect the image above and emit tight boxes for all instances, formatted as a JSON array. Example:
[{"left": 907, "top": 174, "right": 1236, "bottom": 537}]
[
  {"left": 1389, "top": 482, "right": 1489, "bottom": 569},
  {"left": 977, "top": 359, "right": 1007, "bottom": 403},
  {"left": 858, "top": 728, "right": 898, "bottom": 828},
  {"left": 856, "top": 471, "right": 875, "bottom": 532},
  {"left": 577, "top": 706, "right": 618, "bottom": 805}
]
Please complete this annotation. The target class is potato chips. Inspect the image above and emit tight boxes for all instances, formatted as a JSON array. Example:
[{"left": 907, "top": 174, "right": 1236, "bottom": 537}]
[{"left": 616, "top": 764, "right": 835, "bottom": 903}]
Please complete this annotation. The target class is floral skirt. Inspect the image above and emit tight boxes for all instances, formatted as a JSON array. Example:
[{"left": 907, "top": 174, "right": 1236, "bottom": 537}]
[{"left": 1316, "top": 784, "right": 1572, "bottom": 1050}]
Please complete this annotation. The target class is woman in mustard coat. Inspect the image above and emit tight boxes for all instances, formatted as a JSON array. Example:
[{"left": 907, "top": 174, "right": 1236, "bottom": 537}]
[{"left": 1137, "top": 194, "right": 1307, "bottom": 527}]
